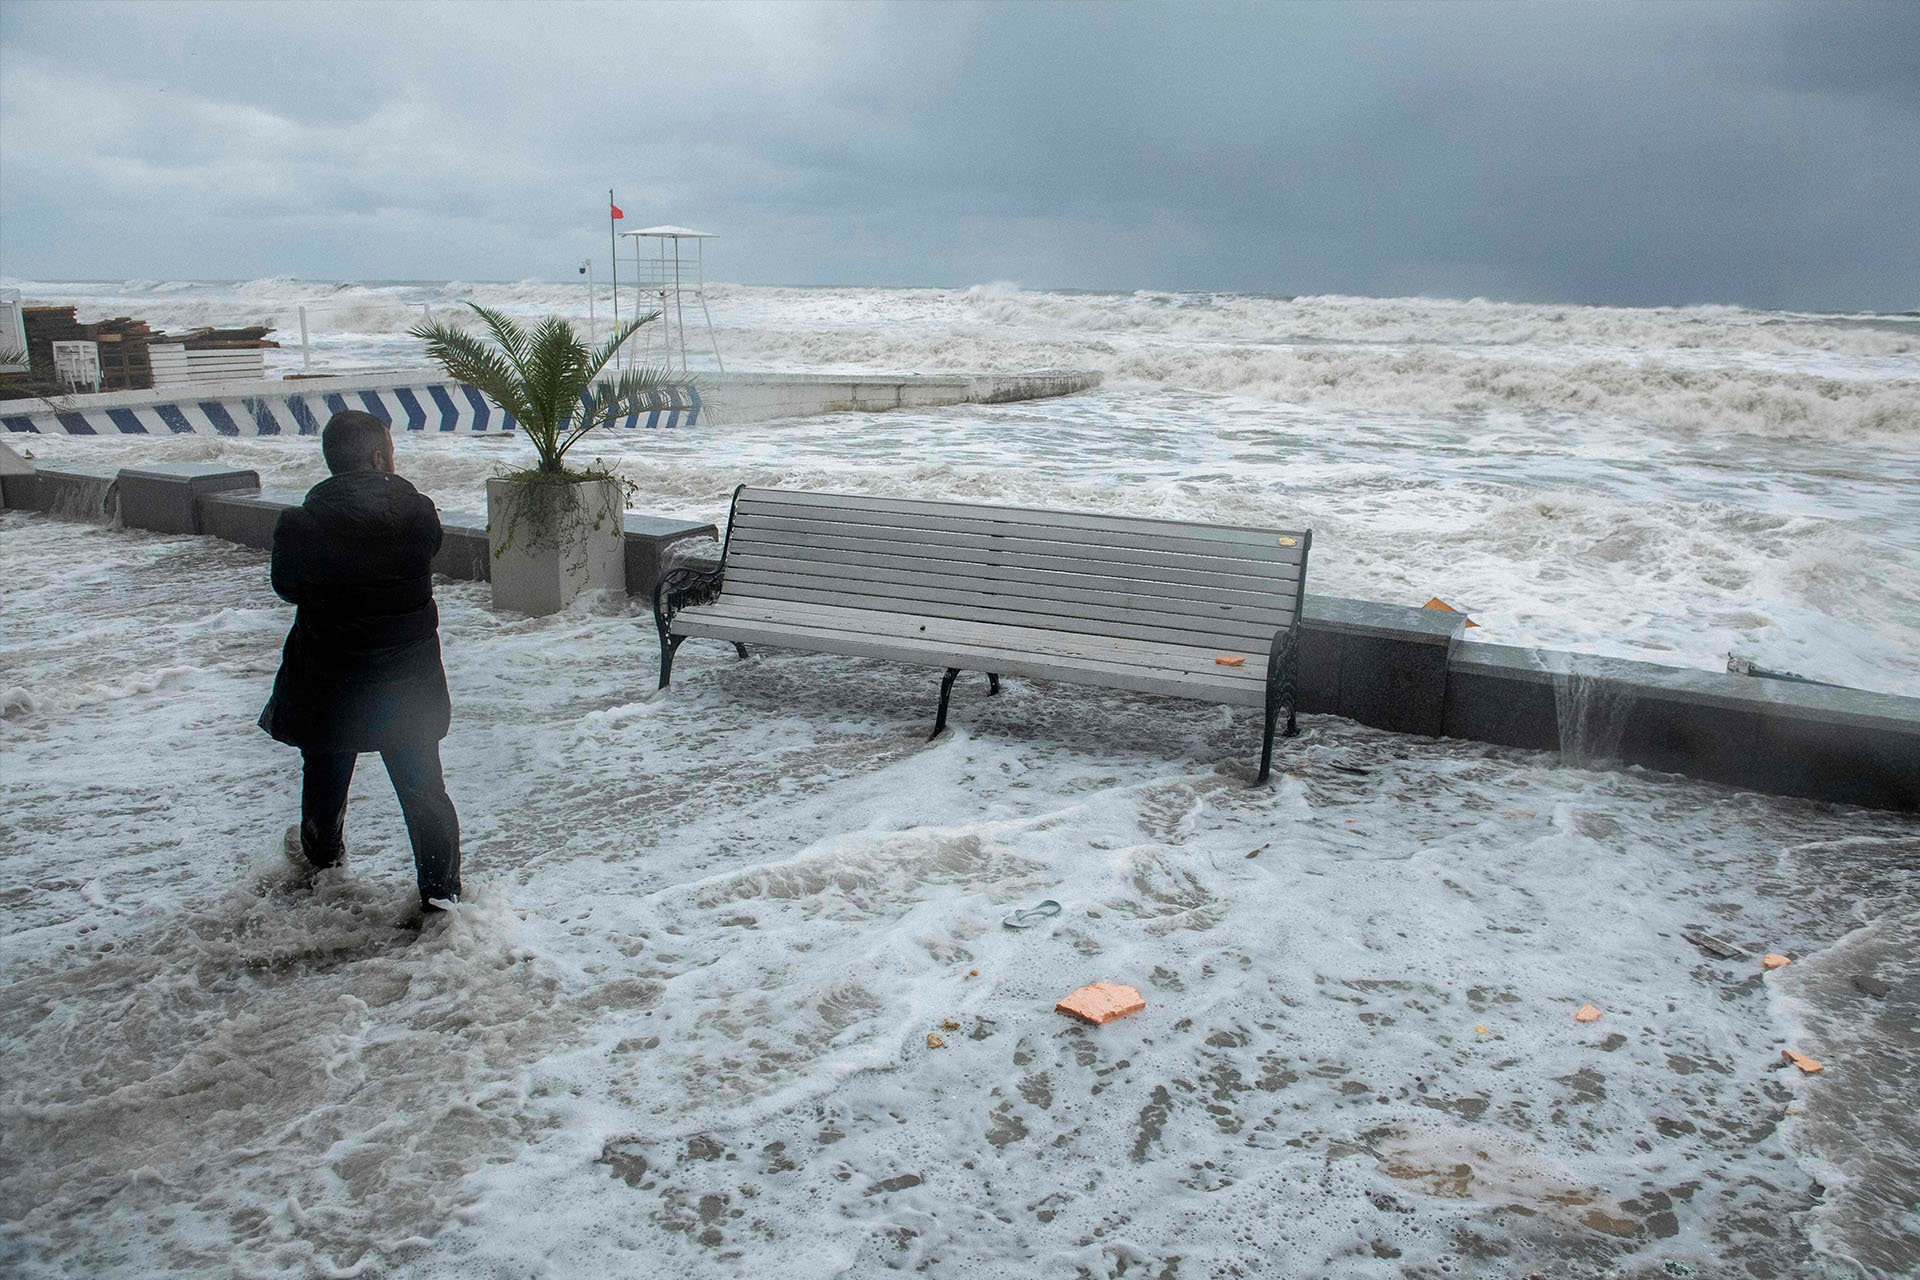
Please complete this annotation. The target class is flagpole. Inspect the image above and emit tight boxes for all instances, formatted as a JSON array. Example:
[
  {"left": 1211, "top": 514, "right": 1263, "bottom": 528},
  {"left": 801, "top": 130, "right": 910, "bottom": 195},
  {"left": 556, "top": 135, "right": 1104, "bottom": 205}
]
[{"left": 608, "top": 190, "right": 620, "bottom": 336}]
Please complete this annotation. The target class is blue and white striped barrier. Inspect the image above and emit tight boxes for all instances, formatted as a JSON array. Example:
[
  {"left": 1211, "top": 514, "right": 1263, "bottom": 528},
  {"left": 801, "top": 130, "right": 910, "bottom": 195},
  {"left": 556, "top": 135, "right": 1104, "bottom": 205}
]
[{"left": 1, "top": 379, "right": 701, "bottom": 436}]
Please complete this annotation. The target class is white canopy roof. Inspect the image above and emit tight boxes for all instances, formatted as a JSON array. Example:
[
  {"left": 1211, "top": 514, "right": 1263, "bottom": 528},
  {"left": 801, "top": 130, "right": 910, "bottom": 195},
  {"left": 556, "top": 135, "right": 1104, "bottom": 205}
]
[{"left": 621, "top": 225, "right": 717, "bottom": 238}]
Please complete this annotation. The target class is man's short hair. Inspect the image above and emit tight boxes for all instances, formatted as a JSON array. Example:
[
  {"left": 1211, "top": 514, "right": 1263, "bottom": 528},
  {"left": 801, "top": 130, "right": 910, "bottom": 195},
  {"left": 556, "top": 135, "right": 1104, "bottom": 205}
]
[{"left": 321, "top": 411, "right": 393, "bottom": 474}]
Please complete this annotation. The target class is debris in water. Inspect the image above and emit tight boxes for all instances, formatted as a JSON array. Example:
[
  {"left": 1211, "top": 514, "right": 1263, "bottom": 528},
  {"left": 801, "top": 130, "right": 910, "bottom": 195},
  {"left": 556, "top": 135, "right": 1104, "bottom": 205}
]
[
  {"left": 1762, "top": 953, "right": 1791, "bottom": 970},
  {"left": 1781, "top": 1050, "right": 1823, "bottom": 1074},
  {"left": 1851, "top": 973, "right": 1891, "bottom": 999},
  {"left": 1214, "top": 655, "right": 1246, "bottom": 667},
  {"left": 1575, "top": 1004, "right": 1602, "bottom": 1023},
  {"left": 1056, "top": 982, "right": 1145, "bottom": 1025},
  {"left": 940, "top": 1018, "right": 961, "bottom": 1032},
  {"left": 1475, "top": 1025, "right": 1489, "bottom": 1035},
  {"left": 1002, "top": 899, "right": 1062, "bottom": 929},
  {"left": 1422, "top": 597, "right": 1479, "bottom": 627},
  {"left": 1246, "top": 843, "right": 1269, "bottom": 858},
  {"left": 1682, "top": 930, "right": 1743, "bottom": 960},
  {"left": 926, "top": 1033, "right": 946, "bottom": 1049}
]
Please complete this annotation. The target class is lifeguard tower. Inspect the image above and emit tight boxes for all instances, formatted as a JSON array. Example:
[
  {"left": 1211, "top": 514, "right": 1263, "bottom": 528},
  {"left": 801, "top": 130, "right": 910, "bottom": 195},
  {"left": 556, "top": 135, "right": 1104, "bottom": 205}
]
[{"left": 619, "top": 225, "right": 723, "bottom": 374}]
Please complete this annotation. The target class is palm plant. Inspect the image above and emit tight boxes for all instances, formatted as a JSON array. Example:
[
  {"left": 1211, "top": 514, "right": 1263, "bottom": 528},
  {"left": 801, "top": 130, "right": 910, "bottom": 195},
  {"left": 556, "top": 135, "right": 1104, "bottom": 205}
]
[{"left": 409, "top": 302, "right": 683, "bottom": 475}]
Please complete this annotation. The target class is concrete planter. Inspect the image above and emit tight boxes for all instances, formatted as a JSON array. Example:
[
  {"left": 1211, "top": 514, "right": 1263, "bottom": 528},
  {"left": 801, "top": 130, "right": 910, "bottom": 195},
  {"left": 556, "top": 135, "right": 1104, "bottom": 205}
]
[{"left": 485, "top": 475, "right": 626, "bottom": 616}]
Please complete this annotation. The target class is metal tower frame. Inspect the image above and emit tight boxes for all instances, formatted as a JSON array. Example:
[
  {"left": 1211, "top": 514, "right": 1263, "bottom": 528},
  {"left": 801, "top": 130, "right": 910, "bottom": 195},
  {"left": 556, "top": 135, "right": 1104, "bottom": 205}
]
[{"left": 619, "top": 225, "right": 723, "bottom": 374}]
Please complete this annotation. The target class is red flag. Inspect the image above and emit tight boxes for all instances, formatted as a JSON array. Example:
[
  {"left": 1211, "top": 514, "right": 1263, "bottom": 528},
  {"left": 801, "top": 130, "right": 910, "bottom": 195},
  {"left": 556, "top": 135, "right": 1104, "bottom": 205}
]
[{"left": 610, "top": 201, "right": 624, "bottom": 219}]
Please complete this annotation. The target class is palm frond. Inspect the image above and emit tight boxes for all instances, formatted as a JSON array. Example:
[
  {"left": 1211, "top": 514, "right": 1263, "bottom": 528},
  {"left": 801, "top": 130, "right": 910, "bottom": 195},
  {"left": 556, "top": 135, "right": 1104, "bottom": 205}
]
[
  {"left": 519, "top": 317, "right": 589, "bottom": 441},
  {"left": 558, "top": 365, "right": 684, "bottom": 455},
  {"left": 406, "top": 320, "right": 534, "bottom": 423},
  {"left": 462, "top": 302, "right": 532, "bottom": 370},
  {"left": 582, "top": 311, "right": 661, "bottom": 383}
]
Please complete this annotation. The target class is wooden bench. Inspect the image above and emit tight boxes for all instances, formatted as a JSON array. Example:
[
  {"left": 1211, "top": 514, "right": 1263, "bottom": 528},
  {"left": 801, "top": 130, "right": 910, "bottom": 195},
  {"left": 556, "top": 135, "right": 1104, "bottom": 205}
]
[{"left": 653, "top": 487, "right": 1313, "bottom": 782}]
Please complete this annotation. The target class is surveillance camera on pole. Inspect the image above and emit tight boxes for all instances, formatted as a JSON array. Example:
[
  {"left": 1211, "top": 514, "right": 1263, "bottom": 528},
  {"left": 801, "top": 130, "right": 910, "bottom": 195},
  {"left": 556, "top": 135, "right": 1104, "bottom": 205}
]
[{"left": 579, "top": 258, "right": 597, "bottom": 342}]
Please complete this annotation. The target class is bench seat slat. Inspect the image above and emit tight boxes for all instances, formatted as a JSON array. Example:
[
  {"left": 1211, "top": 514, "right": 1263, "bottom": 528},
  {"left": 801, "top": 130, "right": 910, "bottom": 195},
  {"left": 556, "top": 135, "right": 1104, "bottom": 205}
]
[
  {"left": 725, "top": 548, "right": 1294, "bottom": 615},
  {"left": 735, "top": 499, "right": 1308, "bottom": 567},
  {"left": 739, "top": 487, "right": 1306, "bottom": 551},
  {"left": 724, "top": 563, "right": 1296, "bottom": 637},
  {"left": 674, "top": 606, "right": 1271, "bottom": 708},
  {"left": 682, "top": 598, "right": 1272, "bottom": 682},
  {"left": 731, "top": 513, "right": 1305, "bottom": 585}
]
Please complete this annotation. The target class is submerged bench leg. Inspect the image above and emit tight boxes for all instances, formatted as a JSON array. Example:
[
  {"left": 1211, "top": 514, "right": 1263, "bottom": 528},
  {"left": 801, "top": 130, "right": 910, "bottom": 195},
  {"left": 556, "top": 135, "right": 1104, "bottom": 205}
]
[
  {"left": 930, "top": 667, "right": 962, "bottom": 740},
  {"left": 987, "top": 673, "right": 1000, "bottom": 696},
  {"left": 658, "top": 634, "right": 688, "bottom": 689},
  {"left": 1256, "top": 705, "right": 1281, "bottom": 785},
  {"left": 733, "top": 642, "right": 751, "bottom": 661},
  {"left": 1255, "top": 626, "right": 1301, "bottom": 786}
]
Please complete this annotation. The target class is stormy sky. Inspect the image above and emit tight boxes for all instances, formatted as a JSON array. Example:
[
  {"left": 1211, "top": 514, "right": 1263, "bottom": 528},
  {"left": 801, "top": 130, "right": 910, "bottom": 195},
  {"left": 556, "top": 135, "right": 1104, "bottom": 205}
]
[{"left": 1, "top": 0, "right": 1915, "bottom": 309}]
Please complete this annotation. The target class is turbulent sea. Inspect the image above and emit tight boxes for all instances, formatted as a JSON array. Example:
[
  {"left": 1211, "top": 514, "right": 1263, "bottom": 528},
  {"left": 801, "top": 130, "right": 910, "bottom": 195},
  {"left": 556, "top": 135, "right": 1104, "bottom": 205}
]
[{"left": 1, "top": 278, "right": 1917, "bottom": 1278}]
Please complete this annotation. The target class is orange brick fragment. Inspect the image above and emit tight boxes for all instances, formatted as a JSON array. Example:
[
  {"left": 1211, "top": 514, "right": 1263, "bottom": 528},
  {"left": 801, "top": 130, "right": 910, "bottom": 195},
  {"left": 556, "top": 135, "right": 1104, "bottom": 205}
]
[
  {"left": 1575, "top": 1004, "right": 1602, "bottom": 1023},
  {"left": 1214, "top": 655, "right": 1246, "bottom": 667},
  {"left": 1055, "top": 982, "right": 1146, "bottom": 1026},
  {"left": 1762, "top": 954, "right": 1791, "bottom": 970},
  {"left": 1781, "top": 1050, "right": 1823, "bottom": 1074}
]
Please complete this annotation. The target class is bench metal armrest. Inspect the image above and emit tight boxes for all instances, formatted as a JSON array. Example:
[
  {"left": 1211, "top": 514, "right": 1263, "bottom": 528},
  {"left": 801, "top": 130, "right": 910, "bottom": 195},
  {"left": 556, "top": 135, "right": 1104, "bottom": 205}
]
[
  {"left": 654, "top": 483, "right": 749, "bottom": 689},
  {"left": 652, "top": 563, "right": 725, "bottom": 688},
  {"left": 653, "top": 563, "right": 725, "bottom": 642}
]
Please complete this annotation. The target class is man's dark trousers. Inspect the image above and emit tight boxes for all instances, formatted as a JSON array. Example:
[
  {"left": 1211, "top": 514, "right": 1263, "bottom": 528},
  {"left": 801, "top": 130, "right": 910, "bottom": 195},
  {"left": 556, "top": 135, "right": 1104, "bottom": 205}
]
[{"left": 302, "top": 744, "right": 460, "bottom": 902}]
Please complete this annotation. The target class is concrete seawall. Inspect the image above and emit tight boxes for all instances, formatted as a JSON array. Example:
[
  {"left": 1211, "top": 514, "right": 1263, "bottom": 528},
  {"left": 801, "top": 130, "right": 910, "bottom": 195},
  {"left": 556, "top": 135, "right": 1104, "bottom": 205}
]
[
  {"left": 0, "top": 368, "right": 1102, "bottom": 436},
  {"left": 6, "top": 457, "right": 1915, "bottom": 813}
]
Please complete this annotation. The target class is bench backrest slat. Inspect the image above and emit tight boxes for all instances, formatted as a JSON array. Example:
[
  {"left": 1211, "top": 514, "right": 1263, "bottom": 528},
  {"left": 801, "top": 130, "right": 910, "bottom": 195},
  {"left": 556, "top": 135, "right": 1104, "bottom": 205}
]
[
  {"left": 748, "top": 486, "right": 1304, "bottom": 551},
  {"left": 723, "top": 487, "right": 1310, "bottom": 651},
  {"left": 734, "top": 515, "right": 1305, "bottom": 587},
  {"left": 725, "top": 546, "right": 1290, "bottom": 613},
  {"left": 738, "top": 498, "right": 1306, "bottom": 569},
  {"left": 724, "top": 565, "right": 1291, "bottom": 645}
]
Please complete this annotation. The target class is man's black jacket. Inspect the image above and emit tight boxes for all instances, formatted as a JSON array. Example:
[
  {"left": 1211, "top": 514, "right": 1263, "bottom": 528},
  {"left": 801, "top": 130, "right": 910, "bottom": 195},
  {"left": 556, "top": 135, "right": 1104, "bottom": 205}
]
[{"left": 259, "top": 470, "right": 452, "bottom": 751}]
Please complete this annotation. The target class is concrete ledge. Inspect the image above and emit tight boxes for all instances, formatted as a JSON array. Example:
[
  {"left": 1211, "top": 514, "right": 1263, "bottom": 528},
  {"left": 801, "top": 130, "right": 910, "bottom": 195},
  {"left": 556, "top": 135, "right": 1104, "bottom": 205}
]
[
  {"left": 1298, "top": 595, "right": 1463, "bottom": 737},
  {"left": 185, "top": 489, "right": 708, "bottom": 595},
  {"left": 0, "top": 441, "right": 30, "bottom": 510},
  {"left": 3, "top": 463, "right": 119, "bottom": 522},
  {"left": 434, "top": 511, "right": 492, "bottom": 583},
  {"left": 197, "top": 490, "right": 302, "bottom": 551},
  {"left": 119, "top": 463, "right": 261, "bottom": 535},
  {"left": 1442, "top": 644, "right": 1562, "bottom": 752},
  {"left": 1445, "top": 642, "right": 1920, "bottom": 810},
  {"left": 698, "top": 369, "right": 1102, "bottom": 425},
  {"left": 624, "top": 514, "right": 719, "bottom": 603}
]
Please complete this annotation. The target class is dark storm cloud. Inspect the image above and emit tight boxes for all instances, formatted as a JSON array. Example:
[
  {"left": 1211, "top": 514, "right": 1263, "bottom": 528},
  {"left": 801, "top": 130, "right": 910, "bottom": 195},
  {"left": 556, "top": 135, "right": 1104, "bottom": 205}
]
[{"left": 1, "top": 0, "right": 1914, "bottom": 308}]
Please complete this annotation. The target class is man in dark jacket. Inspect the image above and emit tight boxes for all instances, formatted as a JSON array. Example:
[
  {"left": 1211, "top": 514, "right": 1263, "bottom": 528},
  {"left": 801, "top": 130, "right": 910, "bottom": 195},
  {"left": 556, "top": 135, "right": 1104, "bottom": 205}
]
[{"left": 260, "top": 410, "right": 461, "bottom": 911}]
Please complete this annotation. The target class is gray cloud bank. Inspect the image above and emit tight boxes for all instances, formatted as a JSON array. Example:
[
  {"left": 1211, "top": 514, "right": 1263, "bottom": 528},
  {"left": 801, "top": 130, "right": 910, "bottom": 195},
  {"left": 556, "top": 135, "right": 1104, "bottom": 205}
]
[{"left": 2, "top": 0, "right": 1915, "bottom": 309}]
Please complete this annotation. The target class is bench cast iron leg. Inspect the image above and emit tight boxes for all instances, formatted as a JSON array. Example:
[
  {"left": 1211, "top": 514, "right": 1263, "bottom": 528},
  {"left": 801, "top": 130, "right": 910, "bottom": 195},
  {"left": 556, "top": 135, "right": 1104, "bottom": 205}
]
[
  {"left": 659, "top": 634, "right": 688, "bottom": 690},
  {"left": 1254, "top": 626, "right": 1300, "bottom": 786},
  {"left": 1256, "top": 704, "right": 1280, "bottom": 786},
  {"left": 930, "top": 667, "right": 962, "bottom": 740},
  {"left": 987, "top": 673, "right": 1000, "bottom": 696},
  {"left": 733, "top": 642, "right": 751, "bottom": 661}
]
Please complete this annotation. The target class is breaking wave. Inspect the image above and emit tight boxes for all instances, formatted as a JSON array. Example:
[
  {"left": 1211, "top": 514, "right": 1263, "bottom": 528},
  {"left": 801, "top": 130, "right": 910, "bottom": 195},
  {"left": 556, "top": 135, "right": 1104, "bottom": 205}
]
[{"left": 5, "top": 277, "right": 1913, "bottom": 444}]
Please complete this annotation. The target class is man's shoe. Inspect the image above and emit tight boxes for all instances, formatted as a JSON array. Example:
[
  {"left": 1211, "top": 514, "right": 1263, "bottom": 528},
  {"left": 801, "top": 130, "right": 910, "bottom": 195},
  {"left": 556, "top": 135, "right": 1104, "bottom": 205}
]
[{"left": 282, "top": 824, "right": 345, "bottom": 882}]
